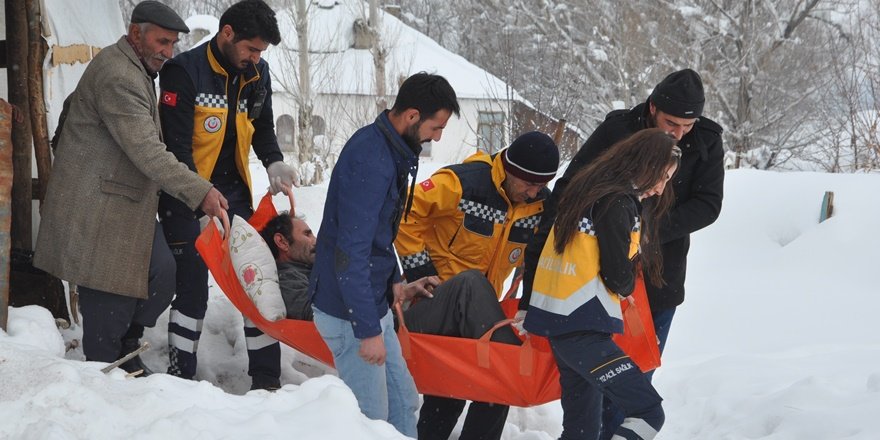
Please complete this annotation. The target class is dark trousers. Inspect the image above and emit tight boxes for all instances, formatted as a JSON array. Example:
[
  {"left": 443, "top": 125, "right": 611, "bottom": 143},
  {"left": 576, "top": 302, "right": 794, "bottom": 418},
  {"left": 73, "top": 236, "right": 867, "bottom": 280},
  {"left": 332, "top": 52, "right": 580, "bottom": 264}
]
[
  {"left": 403, "top": 270, "right": 519, "bottom": 440},
  {"left": 599, "top": 307, "right": 675, "bottom": 440},
  {"left": 551, "top": 331, "right": 664, "bottom": 440},
  {"left": 79, "top": 221, "right": 175, "bottom": 362},
  {"left": 160, "top": 181, "right": 280, "bottom": 382}
]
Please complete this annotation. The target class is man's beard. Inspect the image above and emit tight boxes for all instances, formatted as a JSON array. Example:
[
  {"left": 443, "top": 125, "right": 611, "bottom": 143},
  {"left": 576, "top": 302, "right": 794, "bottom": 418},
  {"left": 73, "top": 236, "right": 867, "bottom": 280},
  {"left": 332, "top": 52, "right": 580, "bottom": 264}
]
[
  {"left": 401, "top": 121, "right": 423, "bottom": 151},
  {"left": 219, "top": 41, "right": 248, "bottom": 73},
  {"left": 146, "top": 54, "right": 169, "bottom": 75}
]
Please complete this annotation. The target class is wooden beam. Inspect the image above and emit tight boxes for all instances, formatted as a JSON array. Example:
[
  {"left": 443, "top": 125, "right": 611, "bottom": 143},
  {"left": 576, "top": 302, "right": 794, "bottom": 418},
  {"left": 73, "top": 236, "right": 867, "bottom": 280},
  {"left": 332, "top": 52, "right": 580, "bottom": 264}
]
[
  {"left": 6, "top": 0, "right": 34, "bottom": 250},
  {"left": 552, "top": 118, "right": 567, "bottom": 145},
  {"left": 820, "top": 191, "right": 834, "bottom": 223},
  {"left": 27, "top": 0, "right": 51, "bottom": 204},
  {"left": 0, "top": 100, "right": 13, "bottom": 331}
]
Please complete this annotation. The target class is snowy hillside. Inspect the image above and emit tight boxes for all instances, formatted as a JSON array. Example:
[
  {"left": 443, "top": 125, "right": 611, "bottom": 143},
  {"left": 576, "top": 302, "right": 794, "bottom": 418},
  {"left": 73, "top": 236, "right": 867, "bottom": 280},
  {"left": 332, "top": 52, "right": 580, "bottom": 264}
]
[{"left": 1, "top": 160, "right": 879, "bottom": 440}]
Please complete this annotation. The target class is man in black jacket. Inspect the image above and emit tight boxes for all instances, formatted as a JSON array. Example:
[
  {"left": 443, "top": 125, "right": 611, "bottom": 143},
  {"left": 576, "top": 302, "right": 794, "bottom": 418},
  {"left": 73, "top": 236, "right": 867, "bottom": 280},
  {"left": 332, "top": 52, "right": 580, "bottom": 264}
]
[
  {"left": 520, "top": 68, "right": 724, "bottom": 439},
  {"left": 158, "top": 0, "right": 296, "bottom": 390}
]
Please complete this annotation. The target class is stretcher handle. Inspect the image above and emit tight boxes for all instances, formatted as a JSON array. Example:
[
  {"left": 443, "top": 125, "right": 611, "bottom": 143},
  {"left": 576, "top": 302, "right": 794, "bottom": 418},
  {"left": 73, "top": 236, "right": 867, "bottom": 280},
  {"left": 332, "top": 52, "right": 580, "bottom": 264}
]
[
  {"left": 218, "top": 209, "right": 230, "bottom": 240},
  {"left": 288, "top": 189, "right": 296, "bottom": 216},
  {"left": 501, "top": 273, "right": 523, "bottom": 301},
  {"left": 476, "top": 318, "right": 536, "bottom": 376},
  {"left": 394, "top": 303, "right": 412, "bottom": 360}
]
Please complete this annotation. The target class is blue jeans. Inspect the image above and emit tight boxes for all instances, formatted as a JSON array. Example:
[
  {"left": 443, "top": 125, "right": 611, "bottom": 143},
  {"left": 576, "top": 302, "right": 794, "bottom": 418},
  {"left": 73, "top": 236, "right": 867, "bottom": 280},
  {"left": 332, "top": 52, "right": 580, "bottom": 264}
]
[
  {"left": 599, "top": 307, "right": 676, "bottom": 440},
  {"left": 313, "top": 306, "right": 418, "bottom": 437}
]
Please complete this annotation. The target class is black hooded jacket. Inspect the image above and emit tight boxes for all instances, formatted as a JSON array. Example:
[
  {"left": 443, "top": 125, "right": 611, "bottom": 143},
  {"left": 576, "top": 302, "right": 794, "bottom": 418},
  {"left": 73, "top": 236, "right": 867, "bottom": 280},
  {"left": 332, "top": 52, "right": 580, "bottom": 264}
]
[{"left": 521, "top": 101, "right": 725, "bottom": 313}]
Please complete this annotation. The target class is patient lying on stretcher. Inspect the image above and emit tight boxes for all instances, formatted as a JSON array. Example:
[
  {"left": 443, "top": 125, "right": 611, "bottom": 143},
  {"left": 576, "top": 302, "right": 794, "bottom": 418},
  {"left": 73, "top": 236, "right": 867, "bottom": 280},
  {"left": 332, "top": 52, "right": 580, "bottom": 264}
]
[{"left": 255, "top": 211, "right": 519, "bottom": 347}]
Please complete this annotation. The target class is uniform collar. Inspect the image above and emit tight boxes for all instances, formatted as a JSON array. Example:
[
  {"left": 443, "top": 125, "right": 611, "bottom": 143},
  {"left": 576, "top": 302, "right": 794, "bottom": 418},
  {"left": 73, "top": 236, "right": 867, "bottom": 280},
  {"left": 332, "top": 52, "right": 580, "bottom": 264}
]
[{"left": 207, "top": 38, "right": 261, "bottom": 83}]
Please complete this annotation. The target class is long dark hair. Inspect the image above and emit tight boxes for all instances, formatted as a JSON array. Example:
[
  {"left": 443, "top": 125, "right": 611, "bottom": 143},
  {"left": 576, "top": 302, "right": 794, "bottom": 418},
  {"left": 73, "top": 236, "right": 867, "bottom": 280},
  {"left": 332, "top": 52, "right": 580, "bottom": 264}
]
[{"left": 554, "top": 128, "right": 681, "bottom": 286}]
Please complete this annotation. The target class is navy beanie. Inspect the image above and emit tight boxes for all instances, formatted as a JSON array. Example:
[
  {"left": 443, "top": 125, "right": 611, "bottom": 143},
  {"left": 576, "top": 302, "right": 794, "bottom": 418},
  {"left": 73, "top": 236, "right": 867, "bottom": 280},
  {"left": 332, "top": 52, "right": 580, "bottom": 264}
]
[
  {"left": 501, "top": 131, "right": 559, "bottom": 183},
  {"left": 650, "top": 69, "right": 705, "bottom": 118}
]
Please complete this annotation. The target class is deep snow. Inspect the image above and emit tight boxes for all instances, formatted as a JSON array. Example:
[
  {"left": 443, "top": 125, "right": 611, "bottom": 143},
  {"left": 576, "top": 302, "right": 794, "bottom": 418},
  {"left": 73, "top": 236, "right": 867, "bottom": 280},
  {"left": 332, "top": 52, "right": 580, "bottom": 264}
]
[{"left": 1, "top": 157, "right": 879, "bottom": 440}]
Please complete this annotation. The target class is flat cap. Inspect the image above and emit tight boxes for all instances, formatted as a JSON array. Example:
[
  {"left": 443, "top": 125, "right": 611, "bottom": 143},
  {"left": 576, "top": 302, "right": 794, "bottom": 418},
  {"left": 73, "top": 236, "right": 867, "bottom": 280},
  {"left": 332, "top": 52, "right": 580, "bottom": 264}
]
[{"left": 131, "top": 1, "right": 190, "bottom": 33}]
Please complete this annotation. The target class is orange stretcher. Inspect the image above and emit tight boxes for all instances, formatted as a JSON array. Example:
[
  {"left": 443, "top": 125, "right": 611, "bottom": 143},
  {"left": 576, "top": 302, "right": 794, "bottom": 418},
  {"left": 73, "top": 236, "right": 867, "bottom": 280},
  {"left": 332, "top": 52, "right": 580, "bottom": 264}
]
[{"left": 195, "top": 193, "right": 660, "bottom": 407}]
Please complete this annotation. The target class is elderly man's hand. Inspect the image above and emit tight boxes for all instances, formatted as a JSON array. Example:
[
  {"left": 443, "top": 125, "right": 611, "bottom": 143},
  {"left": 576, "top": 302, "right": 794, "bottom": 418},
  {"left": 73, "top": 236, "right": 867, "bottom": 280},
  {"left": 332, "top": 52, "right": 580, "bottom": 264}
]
[{"left": 198, "top": 187, "right": 228, "bottom": 218}]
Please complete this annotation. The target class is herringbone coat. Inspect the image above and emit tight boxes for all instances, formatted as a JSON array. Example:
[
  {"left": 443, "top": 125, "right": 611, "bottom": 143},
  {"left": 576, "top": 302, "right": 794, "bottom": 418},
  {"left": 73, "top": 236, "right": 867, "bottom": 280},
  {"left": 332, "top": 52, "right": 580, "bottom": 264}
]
[{"left": 34, "top": 37, "right": 212, "bottom": 299}]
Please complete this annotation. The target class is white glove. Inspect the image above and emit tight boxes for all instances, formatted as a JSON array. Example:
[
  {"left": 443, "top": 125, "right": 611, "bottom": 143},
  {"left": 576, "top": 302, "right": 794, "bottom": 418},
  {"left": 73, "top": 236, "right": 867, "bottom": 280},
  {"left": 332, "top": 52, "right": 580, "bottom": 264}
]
[
  {"left": 512, "top": 310, "right": 528, "bottom": 336},
  {"left": 267, "top": 161, "right": 297, "bottom": 195}
]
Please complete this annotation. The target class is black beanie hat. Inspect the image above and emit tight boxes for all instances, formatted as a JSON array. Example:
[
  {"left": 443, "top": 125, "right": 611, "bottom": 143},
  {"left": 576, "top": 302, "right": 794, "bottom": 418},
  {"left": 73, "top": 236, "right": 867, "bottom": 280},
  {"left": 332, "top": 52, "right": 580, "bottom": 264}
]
[
  {"left": 501, "top": 131, "right": 559, "bottom": 183},
  {"left": 650, "top": 69, "right": 705, "bottom": 118}
]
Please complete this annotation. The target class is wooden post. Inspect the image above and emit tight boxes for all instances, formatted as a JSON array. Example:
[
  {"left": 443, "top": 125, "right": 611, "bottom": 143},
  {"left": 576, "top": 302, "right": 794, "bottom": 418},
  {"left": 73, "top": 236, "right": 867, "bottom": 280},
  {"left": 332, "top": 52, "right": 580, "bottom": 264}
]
[
  {"left": 820, "top": 191, "right": 834, "bottom": 223},
  {"left": 6, "top": 0, "right": 34, "bottom": 250},
  {"left": 0, "top": 100, "right": 13, "bottom": 331},
  {"left": 552, "top": 118, "right": 567, "bottom": 145},
  {"left": 27, "top": 0, "right": 51, "bottom": 203}
]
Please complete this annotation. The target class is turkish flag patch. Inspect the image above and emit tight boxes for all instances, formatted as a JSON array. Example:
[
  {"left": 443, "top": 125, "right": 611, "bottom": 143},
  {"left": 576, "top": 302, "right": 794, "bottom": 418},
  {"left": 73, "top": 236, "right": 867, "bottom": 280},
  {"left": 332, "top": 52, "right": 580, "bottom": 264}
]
[
  {"left": 420, "top": 179, "right": 435, "bottom": 191},
  {"left": 161, "top": 91, "right": 178, "bottom": 107}
]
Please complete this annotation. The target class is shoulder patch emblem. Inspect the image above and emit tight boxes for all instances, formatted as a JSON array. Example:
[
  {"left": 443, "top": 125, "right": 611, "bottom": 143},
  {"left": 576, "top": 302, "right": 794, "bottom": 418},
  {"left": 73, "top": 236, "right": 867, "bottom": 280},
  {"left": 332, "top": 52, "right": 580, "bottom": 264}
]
[
  {"left": 508, "top": 247, "right": 522, "bottom": 264},
  {"left": 161, "top": 91, "right": 177, "bottom": 107},
  {"left": 420, "top": 179, "right": 435, "bottom": 191},
  {"left": 204, "top": 115, "right": 222, "bottom": 133}
]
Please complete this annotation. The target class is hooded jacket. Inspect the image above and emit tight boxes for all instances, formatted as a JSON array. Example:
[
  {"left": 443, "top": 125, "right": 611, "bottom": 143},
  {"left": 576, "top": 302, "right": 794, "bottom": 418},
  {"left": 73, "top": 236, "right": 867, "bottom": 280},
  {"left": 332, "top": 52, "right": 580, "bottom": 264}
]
[
  {"left": 396, "top": 151, "right": 547, "bottom": 295},
  {"left": 523, "top": 100, "right": 724, "bottom": 313}
]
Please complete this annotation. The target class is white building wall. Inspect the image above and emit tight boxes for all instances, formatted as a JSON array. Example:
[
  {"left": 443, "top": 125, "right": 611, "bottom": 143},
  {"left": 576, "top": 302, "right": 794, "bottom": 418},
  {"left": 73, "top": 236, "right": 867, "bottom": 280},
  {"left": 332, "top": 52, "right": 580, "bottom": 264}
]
[{"left": 272, "top": 92, "right": 511, "bottom": 168}]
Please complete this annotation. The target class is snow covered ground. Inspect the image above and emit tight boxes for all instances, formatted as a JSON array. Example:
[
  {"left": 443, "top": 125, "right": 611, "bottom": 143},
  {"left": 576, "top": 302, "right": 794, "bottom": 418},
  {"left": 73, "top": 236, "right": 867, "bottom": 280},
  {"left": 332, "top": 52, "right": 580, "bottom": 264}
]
[{"left": 2, "top": 156, "right": 879, "bottom": 440}]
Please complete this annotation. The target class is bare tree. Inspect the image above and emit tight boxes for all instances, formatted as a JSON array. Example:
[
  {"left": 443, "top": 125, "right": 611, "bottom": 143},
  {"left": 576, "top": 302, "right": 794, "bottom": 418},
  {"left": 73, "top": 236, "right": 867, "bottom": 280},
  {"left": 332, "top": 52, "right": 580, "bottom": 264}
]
[
  {"left": 369, "top": 0, "right": 387, "bottom": 113},
  {"left": 292, "top": 0, "right": 315, "bottom": 178}
]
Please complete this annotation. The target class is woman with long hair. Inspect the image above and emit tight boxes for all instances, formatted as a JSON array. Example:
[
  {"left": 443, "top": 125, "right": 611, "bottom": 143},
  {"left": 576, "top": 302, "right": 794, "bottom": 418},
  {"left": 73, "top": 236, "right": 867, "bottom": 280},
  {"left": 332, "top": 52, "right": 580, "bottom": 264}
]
[{"left": 524, "top": 128, "right": 681, "bottom": 440}]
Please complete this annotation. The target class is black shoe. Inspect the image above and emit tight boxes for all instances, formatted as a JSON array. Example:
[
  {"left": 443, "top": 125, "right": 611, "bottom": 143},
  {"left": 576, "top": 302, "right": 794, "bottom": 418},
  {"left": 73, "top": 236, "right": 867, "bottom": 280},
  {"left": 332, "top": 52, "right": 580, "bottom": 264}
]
[
  {"left": 119, "top": 339, "right": 154, "bottom": 376},
  {"left": 250, "top": 375, "right": 281, "bottom": 391}
]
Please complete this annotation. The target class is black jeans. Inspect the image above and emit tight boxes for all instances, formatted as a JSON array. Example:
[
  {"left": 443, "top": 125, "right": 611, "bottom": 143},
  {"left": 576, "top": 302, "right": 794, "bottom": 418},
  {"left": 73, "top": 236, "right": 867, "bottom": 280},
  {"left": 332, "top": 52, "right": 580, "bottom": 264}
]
[
  {"left": 79, "top": 221, "right": 174, "bottom": 362},
  {"left": 404, "top": 270, "right": 520, "bottom": 440}
]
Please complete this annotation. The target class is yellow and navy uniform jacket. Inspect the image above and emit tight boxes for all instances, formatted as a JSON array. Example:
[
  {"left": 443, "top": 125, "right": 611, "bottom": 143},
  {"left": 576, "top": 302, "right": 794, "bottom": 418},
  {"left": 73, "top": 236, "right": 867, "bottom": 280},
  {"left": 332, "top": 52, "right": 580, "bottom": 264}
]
[
  {"left": 158, "top": 38, "right": 282, "bottom": 202},
  {"left": 395, "top": 150, "right": 548, "bottom": 296},
  {"left": 524, "top": 193, "right": 641, "bottom": 337}
]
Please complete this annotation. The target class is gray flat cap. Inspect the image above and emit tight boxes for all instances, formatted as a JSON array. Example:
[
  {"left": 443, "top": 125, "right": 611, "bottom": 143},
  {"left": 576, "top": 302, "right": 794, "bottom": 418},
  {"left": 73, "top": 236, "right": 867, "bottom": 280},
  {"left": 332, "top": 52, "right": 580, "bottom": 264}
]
[{"left": 131, "top": 1, "right": 190, "bottom": 33}]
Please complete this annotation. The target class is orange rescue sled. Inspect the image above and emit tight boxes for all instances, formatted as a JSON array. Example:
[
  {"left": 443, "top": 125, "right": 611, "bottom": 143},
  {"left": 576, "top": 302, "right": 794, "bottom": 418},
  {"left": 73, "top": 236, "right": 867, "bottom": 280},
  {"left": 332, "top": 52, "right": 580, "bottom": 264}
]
[{"left": 195, "top": 193, "right": 659, "bottom": 407}]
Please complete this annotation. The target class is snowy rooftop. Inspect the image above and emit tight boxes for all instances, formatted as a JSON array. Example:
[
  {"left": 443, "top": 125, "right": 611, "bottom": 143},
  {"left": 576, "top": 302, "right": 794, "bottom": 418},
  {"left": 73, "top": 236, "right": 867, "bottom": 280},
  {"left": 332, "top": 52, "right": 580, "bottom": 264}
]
[{"left": 260, "top": 0, "right": 525, "bottom": 101}]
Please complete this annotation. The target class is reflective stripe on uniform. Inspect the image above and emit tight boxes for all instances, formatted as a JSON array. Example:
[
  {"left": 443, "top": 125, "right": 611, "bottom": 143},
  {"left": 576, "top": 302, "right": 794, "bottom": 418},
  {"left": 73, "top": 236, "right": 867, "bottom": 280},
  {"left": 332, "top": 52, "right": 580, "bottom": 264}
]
[
  {"left": 613, "top": 417, "right": 659, "bottom": 440},
  {"left": 529, "top": 276, "right": 622, "bottom": 319}
]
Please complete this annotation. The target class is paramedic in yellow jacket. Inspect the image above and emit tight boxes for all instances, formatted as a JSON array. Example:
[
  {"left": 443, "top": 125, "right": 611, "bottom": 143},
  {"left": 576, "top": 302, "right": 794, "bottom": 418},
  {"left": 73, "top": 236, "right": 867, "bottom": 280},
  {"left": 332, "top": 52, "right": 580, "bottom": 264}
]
[
  {"left": 395, "top": 131, "right": 559, "bottom": 440},
  {"left": 523, "top": 129, "right": 681, "bottom": 440},
  {"left": 157, "top": 0, "right": 296, "bottom": 390}
]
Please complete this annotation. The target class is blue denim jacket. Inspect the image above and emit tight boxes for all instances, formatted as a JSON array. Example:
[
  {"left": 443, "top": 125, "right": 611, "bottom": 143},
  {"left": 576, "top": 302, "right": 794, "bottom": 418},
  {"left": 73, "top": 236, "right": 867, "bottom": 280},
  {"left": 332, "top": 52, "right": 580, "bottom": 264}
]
[{"left": 309, "top": 112, "right": 419, "bottom": 338}]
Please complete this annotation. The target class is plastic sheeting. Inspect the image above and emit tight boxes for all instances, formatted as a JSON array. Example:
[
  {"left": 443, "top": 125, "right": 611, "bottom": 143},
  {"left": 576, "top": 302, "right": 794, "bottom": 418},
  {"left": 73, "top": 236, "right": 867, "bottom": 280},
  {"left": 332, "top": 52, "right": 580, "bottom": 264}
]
[{"left": 41, "top": 0, "right": 125, "bottom": 133}]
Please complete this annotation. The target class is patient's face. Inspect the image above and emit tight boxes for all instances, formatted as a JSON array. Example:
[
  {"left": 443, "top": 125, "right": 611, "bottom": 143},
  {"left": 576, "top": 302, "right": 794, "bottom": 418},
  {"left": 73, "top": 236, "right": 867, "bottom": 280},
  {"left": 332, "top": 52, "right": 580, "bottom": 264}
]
[{"left": 288, "top": 218, "right": 316, "bottom": 266}]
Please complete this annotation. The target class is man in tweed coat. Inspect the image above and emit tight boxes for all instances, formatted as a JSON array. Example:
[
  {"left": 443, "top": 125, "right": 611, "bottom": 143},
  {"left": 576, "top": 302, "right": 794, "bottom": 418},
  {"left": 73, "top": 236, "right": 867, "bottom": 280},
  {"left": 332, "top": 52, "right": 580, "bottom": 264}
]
[{"left": 34, "top": 2, "right": 227, "bottom": 374}]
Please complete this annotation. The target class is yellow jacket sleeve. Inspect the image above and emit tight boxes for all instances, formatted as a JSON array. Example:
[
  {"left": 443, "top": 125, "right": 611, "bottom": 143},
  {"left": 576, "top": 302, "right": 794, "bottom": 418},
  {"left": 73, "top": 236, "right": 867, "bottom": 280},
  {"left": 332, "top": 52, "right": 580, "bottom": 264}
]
[{"left": 395, "top": 169, "right": 462, "bottom": 281}]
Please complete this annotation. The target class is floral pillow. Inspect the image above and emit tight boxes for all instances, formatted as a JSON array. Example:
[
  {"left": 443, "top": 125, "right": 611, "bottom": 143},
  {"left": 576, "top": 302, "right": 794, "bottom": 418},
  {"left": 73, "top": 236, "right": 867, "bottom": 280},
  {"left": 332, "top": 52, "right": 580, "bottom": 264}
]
[{"left": 228, "top": 215, "right": 285, "bottom": 321}]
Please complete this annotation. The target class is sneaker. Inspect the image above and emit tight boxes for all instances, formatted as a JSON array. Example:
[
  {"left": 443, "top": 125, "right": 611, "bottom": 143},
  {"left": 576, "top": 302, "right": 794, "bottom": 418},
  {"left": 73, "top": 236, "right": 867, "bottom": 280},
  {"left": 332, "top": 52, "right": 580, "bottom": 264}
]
[
  {"left": 119, "top": 339, "right": 154, "bottom": 376},
  {"left": 250, "top": 375, "right": 281, "bottom": 391}
]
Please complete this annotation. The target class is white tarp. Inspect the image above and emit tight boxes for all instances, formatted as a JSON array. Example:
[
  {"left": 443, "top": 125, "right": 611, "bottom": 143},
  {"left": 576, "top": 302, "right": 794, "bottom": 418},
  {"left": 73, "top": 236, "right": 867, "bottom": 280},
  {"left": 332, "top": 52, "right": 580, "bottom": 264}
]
[{"left": 41, "top": 0, "right": 126, "bottom": 133}]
